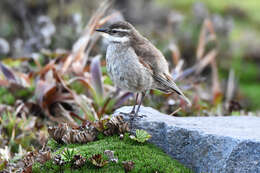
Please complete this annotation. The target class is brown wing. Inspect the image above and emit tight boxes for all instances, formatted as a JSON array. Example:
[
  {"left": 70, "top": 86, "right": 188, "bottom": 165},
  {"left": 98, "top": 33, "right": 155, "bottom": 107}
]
[
  {"left": 132, "top": 38, "right": 169, "bottom": 74},
  {"left": 132, "top": 37, "right": 191, "bottom": 105}
]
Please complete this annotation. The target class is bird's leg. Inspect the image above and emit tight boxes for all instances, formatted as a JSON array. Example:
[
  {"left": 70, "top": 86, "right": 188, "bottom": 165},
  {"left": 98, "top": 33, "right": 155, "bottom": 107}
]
[
  {"left": 133, "top": 91, "right": 146, "bottom": 118},
  {"left": 130, "top": 93, "right": 139, "bottom": 114},
  {"left": 129, "top": 92, "right": 146, "bottom": 129}
]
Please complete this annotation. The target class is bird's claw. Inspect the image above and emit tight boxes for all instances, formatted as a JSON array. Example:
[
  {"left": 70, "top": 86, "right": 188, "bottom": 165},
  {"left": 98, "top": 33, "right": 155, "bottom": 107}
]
[{"left": 119, "top": 112, "right": 146, "bottom": 119}]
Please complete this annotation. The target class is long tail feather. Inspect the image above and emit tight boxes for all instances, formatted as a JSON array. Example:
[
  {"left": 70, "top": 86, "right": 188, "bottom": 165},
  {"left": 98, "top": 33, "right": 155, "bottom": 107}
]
[{"left": 153, "top": 73, "right": 191, "bottom": 106}]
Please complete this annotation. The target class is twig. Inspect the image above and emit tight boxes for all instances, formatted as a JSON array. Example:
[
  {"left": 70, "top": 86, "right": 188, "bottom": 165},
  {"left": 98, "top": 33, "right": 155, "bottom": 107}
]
[{"left": 170, "top": 107, "right": 182, "bottom": 116}]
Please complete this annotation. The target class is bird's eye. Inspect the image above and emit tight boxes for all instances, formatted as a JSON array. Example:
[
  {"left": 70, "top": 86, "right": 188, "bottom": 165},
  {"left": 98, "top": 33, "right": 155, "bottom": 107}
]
[{"left": 111, "top": 30, "right": 117, "bottom": 34}]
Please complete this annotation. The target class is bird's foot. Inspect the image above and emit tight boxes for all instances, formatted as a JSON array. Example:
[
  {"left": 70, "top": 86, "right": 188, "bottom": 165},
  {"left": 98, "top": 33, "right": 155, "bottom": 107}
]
[
  {"left": 119, "top": 112, "right": 146, "bottom": 119},
  {"left": 130, "top": 113, "right": 146, "bottom": 120}
]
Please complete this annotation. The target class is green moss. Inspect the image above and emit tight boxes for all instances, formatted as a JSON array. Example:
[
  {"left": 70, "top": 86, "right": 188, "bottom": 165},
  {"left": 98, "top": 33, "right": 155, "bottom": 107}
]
[{"left": 34, "top": 135, "right": 192, "bottom": 173}]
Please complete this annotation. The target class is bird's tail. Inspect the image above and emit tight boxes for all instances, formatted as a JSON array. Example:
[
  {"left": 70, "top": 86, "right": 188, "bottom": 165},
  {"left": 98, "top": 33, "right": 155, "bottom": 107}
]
[
  {"left": 167, "top": 80, "right": 191, "bottom": 106},
  {"left": 154, "top": 73, "right": 191, "bottom": 106}
]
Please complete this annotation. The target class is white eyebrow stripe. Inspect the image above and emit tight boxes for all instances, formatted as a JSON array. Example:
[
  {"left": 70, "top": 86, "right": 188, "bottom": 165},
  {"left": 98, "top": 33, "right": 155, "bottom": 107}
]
[{"left": 112, "top": 28, "right": 130, "bottom": 32}]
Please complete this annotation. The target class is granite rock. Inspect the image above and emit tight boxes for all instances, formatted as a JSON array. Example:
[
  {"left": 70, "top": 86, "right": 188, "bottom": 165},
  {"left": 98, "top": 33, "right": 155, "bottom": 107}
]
[{"left": 114, "top": 106, "right": 260, "bottom": 173}]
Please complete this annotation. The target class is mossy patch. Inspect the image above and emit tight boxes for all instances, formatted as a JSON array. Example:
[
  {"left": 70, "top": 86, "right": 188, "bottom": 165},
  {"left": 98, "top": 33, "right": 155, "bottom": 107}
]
[{"left": 33, "top": 135, "right": 192, "bottom": 173}]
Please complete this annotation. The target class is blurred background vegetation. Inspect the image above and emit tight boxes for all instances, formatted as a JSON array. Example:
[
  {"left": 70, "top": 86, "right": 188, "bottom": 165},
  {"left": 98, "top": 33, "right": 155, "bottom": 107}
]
[{"left": 0, "top": 0, "right": 259, "bottom": 110}]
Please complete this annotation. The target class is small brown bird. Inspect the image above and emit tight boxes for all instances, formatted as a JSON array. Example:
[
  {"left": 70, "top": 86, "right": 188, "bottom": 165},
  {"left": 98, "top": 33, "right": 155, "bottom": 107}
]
[{"left": 96, "top": 21, "right": 190, "bottom": 117}]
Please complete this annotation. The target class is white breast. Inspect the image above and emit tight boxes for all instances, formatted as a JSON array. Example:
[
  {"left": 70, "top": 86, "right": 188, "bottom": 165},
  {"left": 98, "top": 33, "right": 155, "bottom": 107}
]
[{"left": 106, "top": 43, "right": 153, "bottom": 92}]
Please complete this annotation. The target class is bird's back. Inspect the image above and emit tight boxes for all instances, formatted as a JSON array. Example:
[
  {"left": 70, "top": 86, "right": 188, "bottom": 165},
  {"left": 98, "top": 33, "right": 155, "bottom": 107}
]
[
  {"left": 131, "top": 32, "right": 170, "bottom": 76},
  {"left": 130, "top": 30, "right": 191, "bottom": 105}
]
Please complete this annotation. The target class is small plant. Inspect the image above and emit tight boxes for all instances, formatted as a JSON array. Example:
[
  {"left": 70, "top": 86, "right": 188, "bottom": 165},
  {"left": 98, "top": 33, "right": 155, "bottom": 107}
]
[
  {"left": 89, "top": 154, "right": 108, "bottom": 168},
  {"left": 130, "top": 129, "right": 151, "bottom": 143},
  {"left": 122, "top": 161, "right": 135, "bottom": 173},
  {"left": 61, "top": 148, "right": 76, "bottom": 162}
]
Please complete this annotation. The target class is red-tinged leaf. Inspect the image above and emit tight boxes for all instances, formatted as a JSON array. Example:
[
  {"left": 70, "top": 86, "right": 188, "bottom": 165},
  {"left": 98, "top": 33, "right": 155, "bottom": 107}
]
[
  {"left": 35, "top": 80, "right": 57, "bottom": 108},
  {"left": 211, "top": 59, "right": 222, "bottom": 105},
  {"left": 90, "top": 55, "right": 104, "bottom": 97},
  {"left": 70, "top": 112, "right": 86, "bottom": 122},
  {"left": 68, "top": 76, "right": 96, "bottom": 94},
  {"left": 0, "top": 62, "right": 16, "bottom": 82},
  {"left": 205, "top": 19, "right": 217, "bottom": 41},
  {"left": 89, "top": 154, "right": 108, "bottom": 168},
  {"left": 37, "top": 61, "right": 55, "bottom": 79},
  {"left": 0, "top": 79, "right": 9, "bottom": 87},
  {"left": 97, "top": 96, "right": 112, "bottom": 119},
  {"left": 122, "top": 161, "right": 135, "bottom": 172},
  {"left": 54, "top": 71, "right": 98, "bottom": 121},
  {"left": 22, "top": 165, "right": 32, "bottom": 173},
  {"left": 16, "top": 72, "right": 32, "bottom": 87}
]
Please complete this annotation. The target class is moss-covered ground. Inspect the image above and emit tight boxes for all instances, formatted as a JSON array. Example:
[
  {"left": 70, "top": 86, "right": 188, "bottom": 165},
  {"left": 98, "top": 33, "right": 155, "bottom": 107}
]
[{"left": 33, "top": 134, "right": 192, "bottom": 173}]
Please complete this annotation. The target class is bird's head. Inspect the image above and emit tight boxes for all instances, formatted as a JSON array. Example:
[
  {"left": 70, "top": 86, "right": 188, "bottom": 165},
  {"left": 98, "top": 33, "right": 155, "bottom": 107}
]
[{"left": 96, "top": 21, "right": 135, "bottom": 44}]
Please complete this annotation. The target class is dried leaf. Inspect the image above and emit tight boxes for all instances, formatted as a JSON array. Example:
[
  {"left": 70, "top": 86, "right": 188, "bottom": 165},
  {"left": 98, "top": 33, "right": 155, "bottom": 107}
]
[
  {"left": 0, "top": 62, "right": 16, "bottom": 82},
  {"left": 195, "top": 49, "right": 217, "bottom": 74},
  {"left": 61, "top": 0, "right": 113, "bottom": 74},
  {"left": 48, "top": 122, "right": 98, "bottom": 144},
  {"left": 72, "top": 154, "right": 86, "bottom": 169},
  {"left": 48, "top": 124, "right": 68, "bottom": 144},
  {"left": 196, "top": 19, "right": 216, "bottom": 60},
  {"left": 196, "top": 20, "right": 207, "bottom": 60},
  {"left": 103, "top": 115, "right": 129, "bottom": 136},
  {"left": 54, "top": 72, "right": 98, "bottom": 121},
  {"left": 53, "top": 155, "right": 65, "bottom": 166},
  {"left": 23, "top": 149, "right": 51, "bottom": 172},
  {"left": 122, "top": 161, "right": 134, "bottom": 172},
  {"left": 169, "top": 43, "right": 180, "bottom": 66},
  {"left": 22, "top": 165, "right": 32, "bottom": 173},
  {"left": 89, "top": 154, "right": 108, "bottom": 168},
  {"left": 35, "top": 79, "right": 57, "bottom": 109}
]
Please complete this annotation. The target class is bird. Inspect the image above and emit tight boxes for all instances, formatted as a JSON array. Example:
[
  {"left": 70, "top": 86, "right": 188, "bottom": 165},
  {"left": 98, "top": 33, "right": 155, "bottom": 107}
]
[{"left": 96, "top": 21, "right": 191, "bottom": 118}]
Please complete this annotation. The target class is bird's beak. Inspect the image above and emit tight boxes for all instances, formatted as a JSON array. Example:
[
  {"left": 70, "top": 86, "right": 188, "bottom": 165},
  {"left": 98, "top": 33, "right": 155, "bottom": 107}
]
[{"left": 95, "top": 28, "right": 108, "bottom": 33}]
